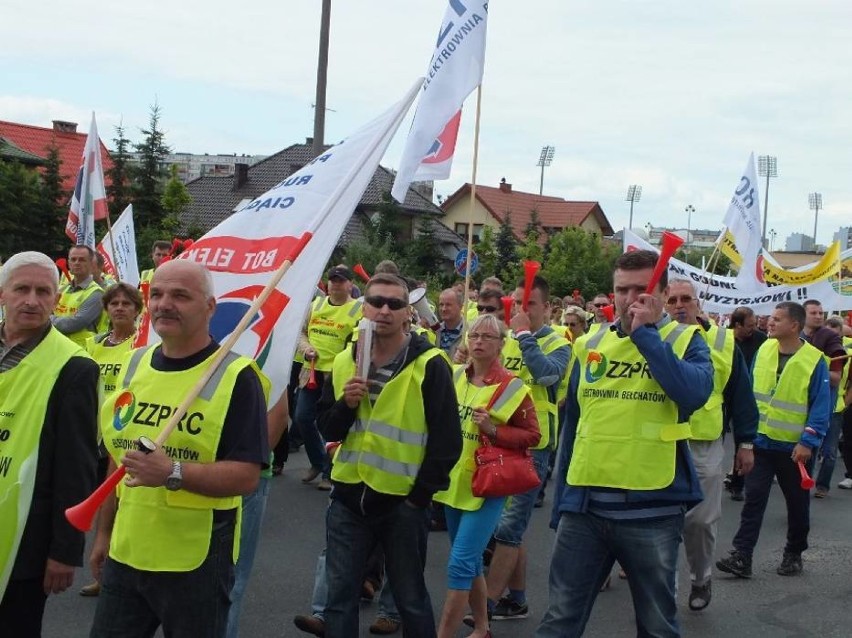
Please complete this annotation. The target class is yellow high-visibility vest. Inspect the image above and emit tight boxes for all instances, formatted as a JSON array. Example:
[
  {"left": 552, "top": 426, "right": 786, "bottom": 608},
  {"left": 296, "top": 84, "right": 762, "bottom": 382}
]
[
  {"left": 434, "top": 367, "right": 529, "bottom": 511},
  {"left": 688, "top": 325, "right": 735, "bottom": 441},
  {"left": 753, "top": 339, "right": 824, "bottom": 444},
  {"left": 102, "top": 346, "right": 269, "bottom": 571},
  {"left": 568, "top": 321, "right": 698, "bottom": 490},
  {"left": 54, "top": 279, "right": 103, "bottom": 347}
]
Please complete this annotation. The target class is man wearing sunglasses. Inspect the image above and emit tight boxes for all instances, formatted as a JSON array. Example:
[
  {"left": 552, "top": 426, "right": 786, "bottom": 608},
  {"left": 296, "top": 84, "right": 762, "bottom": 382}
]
[
  {"left": 318, "top": 273, "right": 461, "bottom": 638},
  {"left": 664, "top": 278, "right": 758, "bottom": 611}
]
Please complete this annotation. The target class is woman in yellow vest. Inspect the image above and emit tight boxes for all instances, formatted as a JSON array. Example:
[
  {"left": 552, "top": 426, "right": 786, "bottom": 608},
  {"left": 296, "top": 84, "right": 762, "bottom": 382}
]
[
  {"left": 433, "top": 314, "right": 540, "bottom": 638},
  {"left": 79, "top": 282, "right": 142, "bottom": 597}
]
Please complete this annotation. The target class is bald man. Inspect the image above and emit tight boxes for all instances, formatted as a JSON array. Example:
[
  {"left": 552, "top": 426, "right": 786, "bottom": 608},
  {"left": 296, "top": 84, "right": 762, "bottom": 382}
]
[{"left": 90, "top": 260, "right": 270, "bottom": 637}]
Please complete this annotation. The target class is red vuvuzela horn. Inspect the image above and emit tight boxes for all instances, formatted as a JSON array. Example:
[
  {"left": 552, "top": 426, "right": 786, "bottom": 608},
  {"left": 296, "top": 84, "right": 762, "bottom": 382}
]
[
  {"left": 522, "top": 261, "right": 541, "bottom": 311},
  {"left": 353, "top": 264, "right": 371, "bottom": 282},
  {"left": 65, "top": 466, "right": 128, "bottom": 532},
  {"left": 601, "top": 305, "right": 615, "bottom": 322},
  {"left": 798, "top": 461, "right": 815, "bottom": 490},
  {"left": 646, "top": 231, "right": 684, "bottom": 294},
  {"left": 306, "top": 359, "right": 318, "bottom": 390},
  {"left": 501, "top": 296, "right": 514, "bottom": 328}
]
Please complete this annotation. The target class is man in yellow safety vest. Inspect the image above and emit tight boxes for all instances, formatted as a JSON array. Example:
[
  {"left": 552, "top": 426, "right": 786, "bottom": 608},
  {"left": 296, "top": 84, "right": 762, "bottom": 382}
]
[
  {"left": 52, "top": 245, "right": 105, "bottom": 347},
  {"left": 0, "top": 251, "right": 99, "bottom": 635}
]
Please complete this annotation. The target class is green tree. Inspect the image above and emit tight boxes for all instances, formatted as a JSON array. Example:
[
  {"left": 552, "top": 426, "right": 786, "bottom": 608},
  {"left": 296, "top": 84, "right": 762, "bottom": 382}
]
[
  {"left": 402, "top": 217, "right": 445, "bottom": 280},
  {"left": 474, "top": 225, "right": 499, "bottom": 283},
  {"left": 524, "top": 208, "right": 542, "bottom": 242},
  {"left": 161, "top": 164, "right": 192, "bottom": 217},
  {"left": 106, "top": 121, "right": 132, "bottom": 217},
  {"left": 542, "top": 228, "right": 618, "bottom": 299},
  {"left": 494, "top": 212, "right": 519, "bottom": 283},
  {"left": 0, "top": 161, "right": 40, "bottom": 257},
  {"left": 367, "top": 192, "right": 407, "bottom": 245},
  {"left": 36, "top": 145, "right": 72, "bottom": 254},
  {"left": 132, "top": 102, "right": 171, "bottom": 228}
]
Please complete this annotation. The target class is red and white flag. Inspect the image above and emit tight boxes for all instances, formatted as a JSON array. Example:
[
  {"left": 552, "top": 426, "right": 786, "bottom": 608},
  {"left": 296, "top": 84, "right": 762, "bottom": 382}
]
[
  {"left": 391, "top": 0, "right": 489, "bottom": 202},
  {"left": 136, "top": 81, "right": 420, "bottom": 403},
  {"left": 66, "top": 112, "right": 108, "bottom": 248}
]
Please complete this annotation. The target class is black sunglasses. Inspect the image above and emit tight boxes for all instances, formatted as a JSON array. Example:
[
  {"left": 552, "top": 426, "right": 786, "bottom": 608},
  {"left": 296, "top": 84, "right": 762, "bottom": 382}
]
[
  {"left": 477, "top": 305, "right": 498, "bottom": 313},
  {"left": 365, "top": 295, "right": 407, "bottom": 311}
]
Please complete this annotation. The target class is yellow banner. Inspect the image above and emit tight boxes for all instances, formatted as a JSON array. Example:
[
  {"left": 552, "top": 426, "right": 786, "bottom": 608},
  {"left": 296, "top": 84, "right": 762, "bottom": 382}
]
[{"left": 720, "top": 230, "right": 841, "bottom": 286}]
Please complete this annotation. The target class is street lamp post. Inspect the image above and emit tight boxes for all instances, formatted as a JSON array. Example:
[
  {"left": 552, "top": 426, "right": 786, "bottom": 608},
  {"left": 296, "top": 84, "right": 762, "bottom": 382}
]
[
  {"left": 685, "top": 204, "right": 695, "bottom": 258},
  {"left": 536, "top": 146, "right": 555, "bottom": 195},
  {"left": 758, "top": 155, "right": 777, "bottom": 249},
  {"left": 626, "top": 185, "right": 642, "bottom": 229},
  {"left": 809, "top": 192, "right": 823, "bottom": 248},
  {"left": 769, "top": 228, "right": 777, "bottom": 251}
]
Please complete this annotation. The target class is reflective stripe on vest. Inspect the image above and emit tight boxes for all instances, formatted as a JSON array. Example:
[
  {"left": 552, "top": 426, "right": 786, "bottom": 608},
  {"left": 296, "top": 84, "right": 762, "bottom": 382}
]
[
  {"left": 752, "top": 339, "right": 823, "bottom": 443},
  {"left": 434, "top": 367, "right": 529, "bottom": 510},
  {"left": 330, "top": 347, "right": 445, "bottom": 495},
  {"left": 102, "top": 346, "right": 270, "bottom": 571},
  {"left": 501, "top": 329, "right": 570, "bottom": 450},
  {"left": 568, "top": 320, "right": 698, "bottom": 490},
  {"left": 689, "top": 325, "right": 735, "bottom": 441},
  {"left": 0, "top": 329, "right": 86, "bottom": 597}
]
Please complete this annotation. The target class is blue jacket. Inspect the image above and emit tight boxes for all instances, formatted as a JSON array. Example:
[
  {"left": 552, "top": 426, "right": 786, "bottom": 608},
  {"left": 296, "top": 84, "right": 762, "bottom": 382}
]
[{"left": 551, "top": 317, "right": 714, "bottom": 529}]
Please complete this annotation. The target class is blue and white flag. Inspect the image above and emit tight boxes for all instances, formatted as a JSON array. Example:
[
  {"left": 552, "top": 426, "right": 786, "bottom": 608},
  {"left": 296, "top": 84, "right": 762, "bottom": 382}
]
[{"left": 391, "top": 0, "right": 488, "bottom": 202}]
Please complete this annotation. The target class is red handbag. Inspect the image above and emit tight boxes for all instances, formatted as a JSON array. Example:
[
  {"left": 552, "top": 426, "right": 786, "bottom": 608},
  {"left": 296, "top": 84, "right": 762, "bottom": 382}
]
[{"left": 470, "top": 377, "right": 541, "bottom": 498}]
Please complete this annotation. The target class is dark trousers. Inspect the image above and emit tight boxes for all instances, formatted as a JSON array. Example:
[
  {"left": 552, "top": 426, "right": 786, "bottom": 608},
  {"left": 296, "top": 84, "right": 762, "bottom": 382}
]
[
  {"left": 272, "top": 362, "right": 302, "bottom": 465},
  {"left": 90, "top": 523, "right": 235, "bottom": 637},
  {"left": 733, "top": 446, "right": 811, "bottom": 556},
  {"left": 0, "top": 577, "right": 47, "bottom": 637},
  {"left": 324, "top": 499, "right": 435, "bottom": 638}
]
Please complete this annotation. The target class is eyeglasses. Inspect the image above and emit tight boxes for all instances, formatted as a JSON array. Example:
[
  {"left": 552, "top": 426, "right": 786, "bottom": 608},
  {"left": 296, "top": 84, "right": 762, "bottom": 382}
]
[
  {"left": 468, "top": 332, "right": 501, "bottom": 342},
  {"left": 364, "top": 295, "right": 407, "bottom": 311},
  {"left": 477, "top": 305, "right": 498, "bottom": 313},
  {"left": 666, "top": 295, "right": 694, "bottom": 305}
]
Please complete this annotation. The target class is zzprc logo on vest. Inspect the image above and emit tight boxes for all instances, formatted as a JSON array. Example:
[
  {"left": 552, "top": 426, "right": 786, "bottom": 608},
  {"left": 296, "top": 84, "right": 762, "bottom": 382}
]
[
  {"left": 210, "top": 285, "right": 289, "bottom": 367},
  {"left": 584, "top": 352, "right": 608, "bottom": 383},
  {"left": 112, "top": 391, "right": 136, "bottom": 431}
]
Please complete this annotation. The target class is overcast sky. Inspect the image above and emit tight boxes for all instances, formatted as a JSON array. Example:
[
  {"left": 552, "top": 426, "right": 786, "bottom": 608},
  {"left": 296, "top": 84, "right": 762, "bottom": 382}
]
[{"left": 3, "top": 1, "right": 851, "bottom": 248}]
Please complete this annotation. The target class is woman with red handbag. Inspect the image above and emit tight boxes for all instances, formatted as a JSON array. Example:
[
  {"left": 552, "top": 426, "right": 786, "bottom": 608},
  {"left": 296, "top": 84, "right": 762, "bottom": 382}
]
[{"left": 433, "top": 314, "right": 540, "bottom": 638}]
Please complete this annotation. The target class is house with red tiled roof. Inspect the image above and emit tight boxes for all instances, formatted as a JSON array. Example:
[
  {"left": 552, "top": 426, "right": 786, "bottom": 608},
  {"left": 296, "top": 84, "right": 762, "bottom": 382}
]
[
  {"left": 440, "top": 179, "right": 614, "bottom": 243},
  {"left": 0, "top": 119, "right": 113, "bottom": 194}
]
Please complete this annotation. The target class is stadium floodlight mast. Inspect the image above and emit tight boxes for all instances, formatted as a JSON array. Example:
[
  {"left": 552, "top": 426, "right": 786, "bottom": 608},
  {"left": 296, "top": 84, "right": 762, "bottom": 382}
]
[
  {"left": 758, "top": 155, "right": 778, "bottom": 249},
  {"left": 626, "top": 185, "right": 642, "bottom": 229},
  {"left": 537, "top": 145, "right": 556, "bottom": 195},
  {"left": 809, "top": 192, "right": 823, "bottom": 247},
  {"left": 769, "top": 228, "right": 777, "bottom": 251},
  {"left": 684, "top": 204, "right": 695, "bottom": 257}
]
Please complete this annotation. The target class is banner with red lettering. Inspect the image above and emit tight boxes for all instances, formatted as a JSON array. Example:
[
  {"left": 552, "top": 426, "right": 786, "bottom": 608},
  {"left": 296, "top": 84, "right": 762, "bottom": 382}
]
[{"left": 138, "top": 81, "right": 420, "bottom": 403}]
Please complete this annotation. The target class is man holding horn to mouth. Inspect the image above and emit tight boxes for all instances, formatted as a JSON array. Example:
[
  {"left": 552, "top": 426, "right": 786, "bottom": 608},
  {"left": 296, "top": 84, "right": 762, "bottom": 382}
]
[{"left": 89, "top": 259, "right": 270, "bottom": 638}]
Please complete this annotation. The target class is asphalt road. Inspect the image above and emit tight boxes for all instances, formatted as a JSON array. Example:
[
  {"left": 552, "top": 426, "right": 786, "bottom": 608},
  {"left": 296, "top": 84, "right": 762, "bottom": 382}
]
[{"left": 44, "top": 439, "right": 852, "bottom": 637}]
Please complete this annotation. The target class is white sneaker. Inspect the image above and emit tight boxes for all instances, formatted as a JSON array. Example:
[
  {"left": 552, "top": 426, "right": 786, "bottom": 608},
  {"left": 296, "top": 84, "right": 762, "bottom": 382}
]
[{"left": 838, "top": 478, "right": 852, "bottom": 489}]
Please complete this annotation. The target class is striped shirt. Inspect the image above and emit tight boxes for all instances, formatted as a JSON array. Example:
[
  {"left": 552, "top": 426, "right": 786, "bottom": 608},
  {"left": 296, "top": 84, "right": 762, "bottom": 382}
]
[
  {"left": 367, "top": 335, "right": 411, "bottom": 405},
  {"left": 0, "top": 322, "right": 51, "bottom": 372}
]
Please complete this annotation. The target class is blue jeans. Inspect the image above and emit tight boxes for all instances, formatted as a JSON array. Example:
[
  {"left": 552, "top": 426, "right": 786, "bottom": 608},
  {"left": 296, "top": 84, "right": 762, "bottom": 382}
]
[
  {"left": 226, "top": 477, "right": 270, "bottom": 638},
  {"left": 536, "top": 511, "right": 684, "bottom": 638},
  {"left": 324, "top": 499, "right": 434, "bottom": 638},
  {"left": 294, "top": 383, "right": 330, "bottom": 478},
  {"left": 816, "top": 412, "right": 844, "bottom": 491},
  {"left": 494, "top": 449, "right": 550, "bottom": 546},
  {"left": 444, "top": 498, "right": 506, "bottom": 590},
  {"left": 310, "top": 549, "right": 400, "bottom": 622},
  {"left": 91, "top": 522, "right": 235, "bottom": 637}
]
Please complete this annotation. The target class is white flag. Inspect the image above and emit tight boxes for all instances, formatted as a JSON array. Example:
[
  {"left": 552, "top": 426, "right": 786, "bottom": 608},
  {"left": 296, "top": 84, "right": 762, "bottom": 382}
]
[
  {"left": 141, "top": 81, "right": 420, "bottom": 403},
  {"left": 66, "top": 112, "right": 108, "bottom": 248},
  {"left": 97, "top": 204, "right": 139, "bottom": 286},
  {"left": 391, "top": 0, "right": 489, "bottom": 202},
  {"left": 719, "top": 153, "right": 763, "bottom": 291}
]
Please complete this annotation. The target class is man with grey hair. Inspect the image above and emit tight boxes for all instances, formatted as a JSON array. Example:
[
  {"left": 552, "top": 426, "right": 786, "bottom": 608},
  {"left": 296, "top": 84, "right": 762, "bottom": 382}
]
[
  {"left": 0, "top": 251, "right": 99, "bottom": 635},
  {"left": 436, "top": 289, "right": 465, "bottom": 359},
  {"left": 665, "top": 277, "right": 758, "bottom": 610}
]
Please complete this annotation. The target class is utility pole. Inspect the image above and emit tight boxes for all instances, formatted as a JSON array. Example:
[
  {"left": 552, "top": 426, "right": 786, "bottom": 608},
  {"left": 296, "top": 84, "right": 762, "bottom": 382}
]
[{"left": 312, "top": 0, "right": 331, "bottom": 159}]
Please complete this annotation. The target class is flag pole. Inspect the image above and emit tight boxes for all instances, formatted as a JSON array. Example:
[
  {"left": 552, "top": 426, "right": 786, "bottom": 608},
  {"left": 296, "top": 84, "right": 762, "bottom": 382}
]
[
  {"left": 104, "top": 211, "right": 120, "bottom": 283},
  {"left": 462, "top": 84, "right": 483, "bottom": 332}
]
